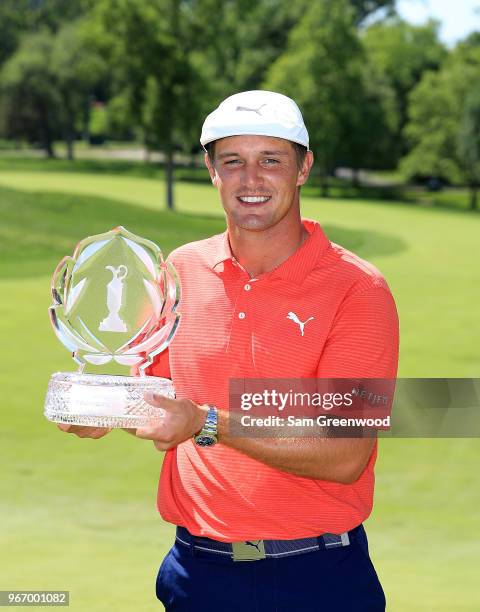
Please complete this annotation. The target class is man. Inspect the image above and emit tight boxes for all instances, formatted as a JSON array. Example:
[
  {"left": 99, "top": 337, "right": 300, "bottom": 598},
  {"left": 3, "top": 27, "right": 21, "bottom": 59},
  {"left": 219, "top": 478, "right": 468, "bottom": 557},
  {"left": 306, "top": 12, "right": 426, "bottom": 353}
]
[{"left": 59, "top": 90, "right": 398, "bottom": 611}]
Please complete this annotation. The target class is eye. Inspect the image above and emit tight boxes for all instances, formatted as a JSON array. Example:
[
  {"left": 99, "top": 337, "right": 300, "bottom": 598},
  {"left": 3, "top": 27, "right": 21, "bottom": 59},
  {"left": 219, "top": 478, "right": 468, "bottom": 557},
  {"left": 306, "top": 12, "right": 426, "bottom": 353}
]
[
  {"left": 263, "top": 158, "right": 279, "bottom": 165},
  {"left": 225, "top": 159, "right": 241, "bottom": 165}
]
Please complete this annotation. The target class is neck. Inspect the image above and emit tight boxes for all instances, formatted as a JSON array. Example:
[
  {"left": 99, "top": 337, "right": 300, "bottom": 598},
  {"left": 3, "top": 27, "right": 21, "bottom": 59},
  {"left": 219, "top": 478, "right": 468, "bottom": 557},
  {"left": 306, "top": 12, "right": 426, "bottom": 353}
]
[{"left": 227, "top": 212, "right": 308, "bottom": 278}]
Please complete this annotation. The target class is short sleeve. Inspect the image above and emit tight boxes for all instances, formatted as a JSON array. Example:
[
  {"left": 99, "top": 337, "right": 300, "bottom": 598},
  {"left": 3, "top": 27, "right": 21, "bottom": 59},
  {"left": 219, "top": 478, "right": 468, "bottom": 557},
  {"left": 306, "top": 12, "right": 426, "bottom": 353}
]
[{"left": 317, "top": 286, "right": 399, "bottom": 379}]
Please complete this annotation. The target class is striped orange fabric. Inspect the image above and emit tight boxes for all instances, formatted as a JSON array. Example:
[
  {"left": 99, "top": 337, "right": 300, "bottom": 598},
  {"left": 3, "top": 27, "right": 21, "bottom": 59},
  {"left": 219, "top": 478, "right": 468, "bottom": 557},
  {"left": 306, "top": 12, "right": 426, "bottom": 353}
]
[{"left": 147, "top": 218, "right": 399, "bottom": 541}]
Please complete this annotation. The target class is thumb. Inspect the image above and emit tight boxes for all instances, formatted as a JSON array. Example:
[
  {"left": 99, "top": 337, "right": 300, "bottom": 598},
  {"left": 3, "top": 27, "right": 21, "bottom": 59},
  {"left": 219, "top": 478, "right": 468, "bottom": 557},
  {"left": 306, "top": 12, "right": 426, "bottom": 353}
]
[{"left": 144, "top": 391, "right": 177, "bottom": 412}]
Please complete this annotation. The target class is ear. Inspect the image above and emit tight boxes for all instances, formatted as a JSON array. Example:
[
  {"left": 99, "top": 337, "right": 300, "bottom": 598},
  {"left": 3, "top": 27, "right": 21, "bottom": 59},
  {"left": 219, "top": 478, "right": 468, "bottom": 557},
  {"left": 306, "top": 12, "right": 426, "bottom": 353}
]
[
  {"left": 204, "top": 152, "right": 218, "bottom": 186},
  {"left": 296, "top": 150, "right": 314, "bottom": 187}
]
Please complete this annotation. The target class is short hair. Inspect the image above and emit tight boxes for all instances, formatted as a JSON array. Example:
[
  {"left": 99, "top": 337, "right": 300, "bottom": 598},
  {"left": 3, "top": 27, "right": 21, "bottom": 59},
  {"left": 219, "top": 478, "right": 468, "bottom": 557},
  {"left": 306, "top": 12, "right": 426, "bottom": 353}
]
[{"left": 205, "top": 140, "right": 308, "bottom": 171}]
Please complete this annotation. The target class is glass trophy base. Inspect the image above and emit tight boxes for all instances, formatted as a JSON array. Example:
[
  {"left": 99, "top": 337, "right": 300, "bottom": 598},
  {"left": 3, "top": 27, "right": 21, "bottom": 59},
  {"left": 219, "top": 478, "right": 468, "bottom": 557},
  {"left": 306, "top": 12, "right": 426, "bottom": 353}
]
[{"left": 44, "top": 372, "right": 175, "bottom": 428}]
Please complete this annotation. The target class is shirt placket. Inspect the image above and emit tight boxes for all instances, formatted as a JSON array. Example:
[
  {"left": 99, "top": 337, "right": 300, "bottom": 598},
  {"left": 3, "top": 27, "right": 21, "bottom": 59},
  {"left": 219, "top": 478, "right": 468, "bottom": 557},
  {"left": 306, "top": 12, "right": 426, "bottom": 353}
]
[{"left": 227, "top": 260, "right": 260, "bottom": 377}]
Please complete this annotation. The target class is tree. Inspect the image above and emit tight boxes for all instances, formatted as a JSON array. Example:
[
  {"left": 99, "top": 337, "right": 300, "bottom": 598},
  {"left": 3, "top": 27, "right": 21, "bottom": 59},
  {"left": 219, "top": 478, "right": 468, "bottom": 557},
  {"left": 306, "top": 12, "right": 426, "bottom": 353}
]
[
  {"left": 363, "top": 17, "right": 446, "bottom": 160},
  {"left": 338, "top": 61, "right": 398, "bottom": 179},
  {"left": 91, "top": 0, "right": 209, "bottom": 210},
  {"left": 0, "top": 0, "right": 94, "bottom": 67},
  {"left": 0, "top": 2, "right": 27, "bottom": 67},
  {"left": 265, "top": 0, "right": 395, "bottom": 192},
  {"left": 189, "top": 0, "right": 392, "bottom": 106},
  {"left": 50, "top": 20, "right": 106, "bottom": 159},
  {"left": 0, "top": 30, "right": 59, "bottom": 157},
  {"left": 457, "top": 85, "right": 480, "bottom": 210},
  {"left": 350, "top": 0, "right": 395, "bottom": 25},
  {"left": 400, "top": 40, "right": 480, "bottom": 209},
  {"left": 189, "top": 0, "right": 306, "bottom": 96},
  {"left": 0, "top": 20, "right": 106, "bottom": 159}
]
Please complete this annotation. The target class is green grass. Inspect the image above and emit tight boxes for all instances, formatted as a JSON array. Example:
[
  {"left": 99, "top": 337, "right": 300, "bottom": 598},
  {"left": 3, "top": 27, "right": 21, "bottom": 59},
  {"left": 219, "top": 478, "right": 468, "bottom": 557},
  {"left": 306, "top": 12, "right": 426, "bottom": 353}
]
[{"left": 1, "top": 159, "right": 479, "bottom": 611}]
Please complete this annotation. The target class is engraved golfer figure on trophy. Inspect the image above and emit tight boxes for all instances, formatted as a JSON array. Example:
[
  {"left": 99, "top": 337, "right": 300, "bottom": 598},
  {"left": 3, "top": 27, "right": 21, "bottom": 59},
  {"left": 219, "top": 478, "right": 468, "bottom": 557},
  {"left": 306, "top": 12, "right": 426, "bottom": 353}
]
[
  {"left": 44, "top": 226, "right": 181, "bottom": 428},
  {"left": 99, "top": 265, "right": 128, "bottom": 333}
]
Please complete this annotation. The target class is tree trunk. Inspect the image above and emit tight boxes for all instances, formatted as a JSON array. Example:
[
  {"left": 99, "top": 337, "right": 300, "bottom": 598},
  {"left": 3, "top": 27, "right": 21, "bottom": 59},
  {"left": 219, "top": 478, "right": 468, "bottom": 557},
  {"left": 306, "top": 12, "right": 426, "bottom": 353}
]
[
  {"left": 63, "top": 98, "right": 75, "bottom": 160},
  {"left": 470, "top": 185, "right": 478, "bottom": 211},
  {"left": 65, "top": 123, "right": 75, "bottom": 161},
  {"left": 352, "top": 167, "right": 360, "bottom": 187},
  {"left": 166, "top": 147, "right": 174, "bottom": 210},
  {"left": 320, "top": 172, "right": 329, "bottom": 197},
  {"left": 43, "top": 127, "right": 55, "bottom": 158},
  {"left": 39, "top": 105, "right": 55, "bottom": 158}
]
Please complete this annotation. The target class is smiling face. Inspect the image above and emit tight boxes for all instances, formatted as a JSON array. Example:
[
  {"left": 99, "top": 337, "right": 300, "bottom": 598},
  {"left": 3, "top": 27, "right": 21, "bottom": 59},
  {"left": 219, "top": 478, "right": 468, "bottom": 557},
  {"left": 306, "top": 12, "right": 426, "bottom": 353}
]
[{"left": 205, "top": 135, "right": 313, "bottom": 233}]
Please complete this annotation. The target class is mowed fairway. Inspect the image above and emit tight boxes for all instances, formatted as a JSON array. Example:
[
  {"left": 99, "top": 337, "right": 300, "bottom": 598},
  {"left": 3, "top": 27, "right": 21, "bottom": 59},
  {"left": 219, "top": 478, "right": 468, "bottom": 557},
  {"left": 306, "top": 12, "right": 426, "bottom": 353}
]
[{"left": 1, "top": 165, "right": 479, "bottom": 611}]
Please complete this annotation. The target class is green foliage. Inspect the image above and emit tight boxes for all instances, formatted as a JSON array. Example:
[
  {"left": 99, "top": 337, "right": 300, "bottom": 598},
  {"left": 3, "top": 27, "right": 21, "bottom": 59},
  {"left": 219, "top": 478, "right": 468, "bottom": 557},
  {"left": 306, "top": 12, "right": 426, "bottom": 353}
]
[
  {"left": 0, "top": 0, "right": 94, "bottom": 67},
  {"left": 92, "top": 0, "right": 199, "bottom": 146},
  {"left": 265, "top": 0, "right": 358, "bottom": 174},
  {"left": 457, "top": 84, "right": 480, "bottom": 208},
  {"left": 339, "top": 60, "right": 399, "bottom": 171},
  {"left": 349, "top": 0, "right": 395, "bottom": 24},
  {"left": 363, "top": 18, "right": 446, "bottom": 94},
  {"left": 0, "top": 30, "right": 59, "bottom": 155},
  {"left": 363, "top": 17, "right": 447, "bottom": 159},
  {"left": 265, "top": 0, "right": 397, "bottom": 184},
  {"left": 189, "top": 0, "right": 306, "bottom": 97},
  {"left": 52, "top": 19, "right": 108, "bottom": 156},
  {"left": 105, "top": 93, "right": 135, "bottom": 141},
  {"left": 0, "top": 2, "right": 27, "bottom": 66},
  {"left": 4, "top": 0, "right": 480, "bottom": 197},
  {"left": 401, "top": 40, "right": 480, "bottom": 200},
  {"left": 458, "top": 87, "right": 480, "bottom": 182},
  {"left": 0, "top": 19, "right": 106, "bottom": 157},
  {"left": 89, "top": 103, "right": 108, "bottom": 139},
  {"left": 400, "top": 70, "right": 462, "bottom": 183}
]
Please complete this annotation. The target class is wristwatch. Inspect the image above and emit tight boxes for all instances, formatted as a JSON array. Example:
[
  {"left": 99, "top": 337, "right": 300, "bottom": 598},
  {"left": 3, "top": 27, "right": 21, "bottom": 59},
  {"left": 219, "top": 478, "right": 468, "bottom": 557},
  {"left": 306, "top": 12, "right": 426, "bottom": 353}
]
[{"left": 193, "top": 405, "right": 218, "bottom": 447}]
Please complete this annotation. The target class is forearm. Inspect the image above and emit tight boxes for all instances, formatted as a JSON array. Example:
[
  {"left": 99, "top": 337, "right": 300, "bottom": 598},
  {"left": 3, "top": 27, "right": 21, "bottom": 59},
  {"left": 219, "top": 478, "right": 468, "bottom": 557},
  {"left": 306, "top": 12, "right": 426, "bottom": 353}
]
[
  {"left": 134, "top": 394, "right": 376, "bottom": 483},
  {"left": 217, "top": 409, "right": 376, "bottom": 484}
]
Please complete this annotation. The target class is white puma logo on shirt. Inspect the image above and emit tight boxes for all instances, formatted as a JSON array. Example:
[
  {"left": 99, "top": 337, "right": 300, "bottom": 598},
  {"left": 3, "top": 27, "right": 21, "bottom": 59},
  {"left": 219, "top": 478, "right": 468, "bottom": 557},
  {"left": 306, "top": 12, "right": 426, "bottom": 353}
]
[{"left": 287, "top": 311, "right": 314, "bottom": 337}]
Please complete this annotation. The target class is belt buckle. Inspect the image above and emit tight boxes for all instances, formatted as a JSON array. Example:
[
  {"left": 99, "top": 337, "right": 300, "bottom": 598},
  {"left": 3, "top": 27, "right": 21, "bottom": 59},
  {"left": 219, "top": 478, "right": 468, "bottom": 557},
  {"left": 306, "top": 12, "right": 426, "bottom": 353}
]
[{"left": 232, "top": 539, "right": 266, "bottom": 562}]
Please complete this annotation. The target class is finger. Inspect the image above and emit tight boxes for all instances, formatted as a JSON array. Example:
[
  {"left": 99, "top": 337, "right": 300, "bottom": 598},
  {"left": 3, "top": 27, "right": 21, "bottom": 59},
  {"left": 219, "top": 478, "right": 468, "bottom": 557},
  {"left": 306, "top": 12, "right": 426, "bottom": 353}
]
[
  {"left": 144, "top": 391, "right": 177, "bottom": 411},
  {"left": 57, "top": 424, "right": 111, "bottom": 438},
  {"left": 88, "top": 428, "right": 112, "bottom": 439}
]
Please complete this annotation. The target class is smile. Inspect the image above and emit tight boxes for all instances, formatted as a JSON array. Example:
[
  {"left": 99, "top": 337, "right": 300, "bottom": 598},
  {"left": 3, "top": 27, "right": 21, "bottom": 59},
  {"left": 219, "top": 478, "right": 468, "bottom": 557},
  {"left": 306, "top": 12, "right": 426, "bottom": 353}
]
[{"left": 237, "top": 196, "right": 271, "bottom": 203}]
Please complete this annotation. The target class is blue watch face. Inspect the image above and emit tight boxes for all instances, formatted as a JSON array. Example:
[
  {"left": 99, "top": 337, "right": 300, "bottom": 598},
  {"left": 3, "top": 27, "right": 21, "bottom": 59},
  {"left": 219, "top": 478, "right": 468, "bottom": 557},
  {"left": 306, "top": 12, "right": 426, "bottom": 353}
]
[{"left": 196, "top": 435, "right": 215, "bottom": 446}]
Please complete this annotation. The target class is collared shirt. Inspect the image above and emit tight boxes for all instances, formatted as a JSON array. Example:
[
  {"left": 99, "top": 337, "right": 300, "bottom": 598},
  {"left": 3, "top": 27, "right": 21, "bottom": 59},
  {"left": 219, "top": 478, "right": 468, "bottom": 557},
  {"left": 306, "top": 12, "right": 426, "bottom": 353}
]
[{"left": 147, "top": 218, "right": 399, "bottom": 541}]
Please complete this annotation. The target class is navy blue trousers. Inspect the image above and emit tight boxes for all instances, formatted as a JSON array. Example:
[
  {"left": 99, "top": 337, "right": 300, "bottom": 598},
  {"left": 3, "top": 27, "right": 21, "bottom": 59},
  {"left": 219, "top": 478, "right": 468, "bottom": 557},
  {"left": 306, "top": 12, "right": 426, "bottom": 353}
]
[{"left": 155, "top": 525, "right": 386, "bottom": 611}]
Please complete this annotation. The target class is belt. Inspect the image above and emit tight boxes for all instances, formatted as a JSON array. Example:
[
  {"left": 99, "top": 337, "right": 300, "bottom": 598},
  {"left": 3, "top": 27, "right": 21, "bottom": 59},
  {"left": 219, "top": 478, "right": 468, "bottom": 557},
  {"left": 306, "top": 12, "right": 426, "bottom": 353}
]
[{"left": 175, "top": 525, "right": 362, "bottom": 562}]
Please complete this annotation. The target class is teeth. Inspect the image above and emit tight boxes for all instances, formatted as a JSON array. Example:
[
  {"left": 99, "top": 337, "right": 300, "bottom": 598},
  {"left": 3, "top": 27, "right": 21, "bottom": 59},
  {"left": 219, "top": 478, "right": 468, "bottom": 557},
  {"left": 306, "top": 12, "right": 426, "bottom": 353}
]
[{"left": 239, "top": 196, "right": 270, "bottom": 203}]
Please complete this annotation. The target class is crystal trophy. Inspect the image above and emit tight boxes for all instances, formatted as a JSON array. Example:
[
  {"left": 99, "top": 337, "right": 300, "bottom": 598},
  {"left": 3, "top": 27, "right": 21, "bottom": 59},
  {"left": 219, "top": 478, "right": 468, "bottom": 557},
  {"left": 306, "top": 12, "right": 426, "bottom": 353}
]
[{"left": 44, "top": 226, "right": 180, "bottom": 428}]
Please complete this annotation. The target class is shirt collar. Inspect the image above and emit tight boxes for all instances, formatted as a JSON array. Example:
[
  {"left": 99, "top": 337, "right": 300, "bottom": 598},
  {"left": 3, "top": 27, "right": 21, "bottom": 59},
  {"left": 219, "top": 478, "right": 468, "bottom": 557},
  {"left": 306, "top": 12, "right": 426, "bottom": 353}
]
[{"left": 210, "top": 218, "right": 331, "bottom": 285}]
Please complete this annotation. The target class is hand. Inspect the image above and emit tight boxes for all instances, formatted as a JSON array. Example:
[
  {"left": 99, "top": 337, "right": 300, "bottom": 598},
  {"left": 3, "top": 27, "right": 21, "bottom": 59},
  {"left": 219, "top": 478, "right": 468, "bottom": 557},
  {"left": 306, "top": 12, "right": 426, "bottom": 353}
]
[
  {"left": 135, "top": 392, "right": 208, "bottom": 451},
  {"left": 56, "top": 423, "right": 112, "bottom": 439}
]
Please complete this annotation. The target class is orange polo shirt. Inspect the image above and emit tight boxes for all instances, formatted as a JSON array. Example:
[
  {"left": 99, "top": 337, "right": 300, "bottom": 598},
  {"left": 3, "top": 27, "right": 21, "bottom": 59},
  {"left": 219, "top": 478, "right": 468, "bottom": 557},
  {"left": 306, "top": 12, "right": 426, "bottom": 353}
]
[{"left": 147, "top": 218, "right": 399, "bottom": 541}]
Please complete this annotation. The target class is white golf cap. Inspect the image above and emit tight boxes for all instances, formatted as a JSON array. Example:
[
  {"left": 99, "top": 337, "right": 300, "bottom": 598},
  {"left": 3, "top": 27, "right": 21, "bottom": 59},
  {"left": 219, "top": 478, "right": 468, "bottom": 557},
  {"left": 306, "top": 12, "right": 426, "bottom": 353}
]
[{"left": 200, "top": 90, "right": 309, "bottom": 149}]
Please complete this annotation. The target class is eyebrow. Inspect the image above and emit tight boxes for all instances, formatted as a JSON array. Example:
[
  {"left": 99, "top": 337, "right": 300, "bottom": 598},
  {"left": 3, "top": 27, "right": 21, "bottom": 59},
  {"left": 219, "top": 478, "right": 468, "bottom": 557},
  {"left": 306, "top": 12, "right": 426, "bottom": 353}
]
[{"left": 217, "top": 150, "right": 289, "bottom": 158}]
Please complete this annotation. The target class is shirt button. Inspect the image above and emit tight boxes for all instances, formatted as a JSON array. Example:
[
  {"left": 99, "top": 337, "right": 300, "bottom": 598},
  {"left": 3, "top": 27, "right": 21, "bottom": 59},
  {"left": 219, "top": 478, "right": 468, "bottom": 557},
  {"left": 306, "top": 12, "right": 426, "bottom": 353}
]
[
  {"left": 244, "top": 284, "right": 251, "bottom": 291},
  {"left": 238, "top": 312, "right": 246, "bottom": 320}
]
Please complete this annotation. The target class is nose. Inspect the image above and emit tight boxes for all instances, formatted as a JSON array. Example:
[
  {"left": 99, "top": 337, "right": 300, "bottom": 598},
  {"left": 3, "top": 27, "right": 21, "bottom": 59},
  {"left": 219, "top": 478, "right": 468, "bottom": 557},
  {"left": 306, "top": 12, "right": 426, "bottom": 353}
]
[{"left": 241, "top": 161, "right": 264, "bottom": 190}]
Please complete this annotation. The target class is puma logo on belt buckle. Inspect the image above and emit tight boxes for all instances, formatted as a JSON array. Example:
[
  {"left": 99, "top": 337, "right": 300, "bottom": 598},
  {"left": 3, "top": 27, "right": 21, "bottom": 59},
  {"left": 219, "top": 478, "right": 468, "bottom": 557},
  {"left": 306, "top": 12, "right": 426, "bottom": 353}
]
[{"left": 232, "top": 539, "right": 266, "bottom": 561}]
